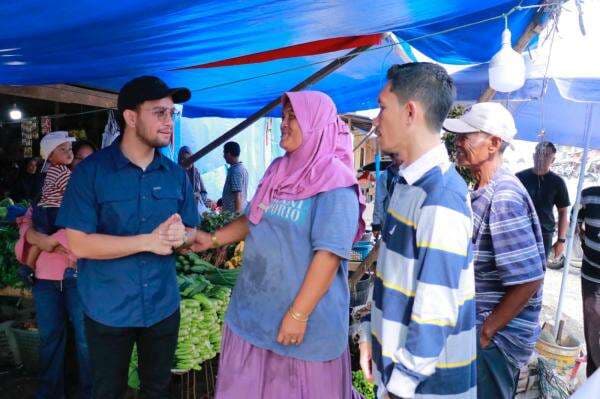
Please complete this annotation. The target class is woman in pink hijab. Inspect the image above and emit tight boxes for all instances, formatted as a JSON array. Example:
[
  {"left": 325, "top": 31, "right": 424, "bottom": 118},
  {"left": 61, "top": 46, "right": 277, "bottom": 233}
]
[{"left": 193, "top": 91, "right": 364, "bottom": 398}]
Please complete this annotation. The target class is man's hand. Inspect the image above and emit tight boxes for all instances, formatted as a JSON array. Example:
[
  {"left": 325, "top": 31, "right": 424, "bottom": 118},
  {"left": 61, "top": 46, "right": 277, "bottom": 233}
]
[
  {"left": 162, "top": 214, "right": 186, "bottom": 248},
  {"left": 479, "top": 320, "right": 497, "bottom": 349},
  {"left": 552, "top": 241, "right": 566, "bottom": 258},
  {"left": 190, "top": 231, "right": 212, "bottom": 253},
  {"left": 359, "top": 341, "right": 374, "bottom": 383},
  {"left": 146, "top": 214, "right": 185, "bottom": 255}
]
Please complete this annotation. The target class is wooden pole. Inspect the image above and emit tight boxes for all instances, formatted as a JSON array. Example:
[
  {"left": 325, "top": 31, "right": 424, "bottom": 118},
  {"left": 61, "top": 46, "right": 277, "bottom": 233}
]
[
  {"left": 478, "top": 2, "right": 556, "bottom": 102},
  {"left": 184, "top": 44, "right": 375, "bottom": 166},
  {"left": 0, "top": 84, "right": 117, "bottom": 108}
]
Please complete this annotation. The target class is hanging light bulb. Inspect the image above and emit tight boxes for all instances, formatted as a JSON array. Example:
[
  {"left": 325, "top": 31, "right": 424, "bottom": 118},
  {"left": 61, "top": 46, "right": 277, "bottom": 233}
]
[
  {"left": 9, "top": 103, "right": 22, "bottom": 120},
  {"left": 489, "top": 17, "right": 526, "bottom": 93}
]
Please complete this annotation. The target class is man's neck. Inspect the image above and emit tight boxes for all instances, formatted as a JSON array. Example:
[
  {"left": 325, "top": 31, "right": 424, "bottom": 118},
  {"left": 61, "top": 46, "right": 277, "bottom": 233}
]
[
  {"left": 474, "top": 156, "right": 503, "bottom": 189},
  {"left": 532, "top": 166, "right": 550, "bottom": 176},
  {"left": 401, "top": 130, "right": 441, "bottom": 167},
  {"left": 121, "top": 130, "right": 155, "bottom": 170}
]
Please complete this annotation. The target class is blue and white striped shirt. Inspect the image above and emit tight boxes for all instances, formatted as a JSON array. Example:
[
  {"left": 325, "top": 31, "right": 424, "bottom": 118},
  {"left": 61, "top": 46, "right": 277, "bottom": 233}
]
[
  {"left": 361, "top": 145, "right": 476, "bottom": 398},
  {"left": 471, "top": 167, "right": 546, "bottom": 368}
]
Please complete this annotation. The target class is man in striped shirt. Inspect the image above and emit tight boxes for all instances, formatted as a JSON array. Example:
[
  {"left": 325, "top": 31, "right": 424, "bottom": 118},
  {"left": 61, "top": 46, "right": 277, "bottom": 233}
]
[
  {"left": 359, "top": 62, "right": 476, "bottom": 398},
  {"left": 577, "top": 185, "right": 600, "bottom": 377},
  {"left": 445, "top": 103, "right": 546, "bottom": 399}
]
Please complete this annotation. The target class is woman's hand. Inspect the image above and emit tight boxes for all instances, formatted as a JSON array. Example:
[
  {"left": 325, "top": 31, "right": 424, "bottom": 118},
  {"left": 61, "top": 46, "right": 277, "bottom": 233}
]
[
  {"left": 277, "top": 311, "right": 307, "bottom": 346},
  {"left": 191, "top": 231, "right": 212, "bottom": 252}
]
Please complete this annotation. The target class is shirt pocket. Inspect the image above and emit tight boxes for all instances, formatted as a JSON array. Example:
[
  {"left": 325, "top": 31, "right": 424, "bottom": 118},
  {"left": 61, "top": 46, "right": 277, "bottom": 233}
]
[
  {"left": 151, "top": 187, "right": 183, "bottom": 224},
  {"left": 97, "top": 190, "right": 138, "bottom": 235}
]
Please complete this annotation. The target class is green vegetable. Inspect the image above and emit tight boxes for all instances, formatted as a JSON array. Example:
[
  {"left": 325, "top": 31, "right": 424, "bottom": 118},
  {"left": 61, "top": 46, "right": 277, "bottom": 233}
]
[
  {"left": 0, "top": 224, "right": 22, "bottom": 288},
  {"left": 352, "top": 371, "right": 376, "bottom": 399},
  {"left": 0, "top": 198, "right": 14, "bottom": 207}
]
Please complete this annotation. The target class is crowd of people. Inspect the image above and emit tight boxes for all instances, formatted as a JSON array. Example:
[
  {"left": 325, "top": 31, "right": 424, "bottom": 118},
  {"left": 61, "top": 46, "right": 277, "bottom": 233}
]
[{"left": 6, "top": 63, "right": 599, "bottom": 399}]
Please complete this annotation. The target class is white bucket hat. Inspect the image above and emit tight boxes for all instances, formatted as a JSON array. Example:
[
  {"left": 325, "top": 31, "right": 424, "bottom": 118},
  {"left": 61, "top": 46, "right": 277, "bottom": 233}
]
[{"left": 40, "top": 131, "right": 76, "bottom": 160}]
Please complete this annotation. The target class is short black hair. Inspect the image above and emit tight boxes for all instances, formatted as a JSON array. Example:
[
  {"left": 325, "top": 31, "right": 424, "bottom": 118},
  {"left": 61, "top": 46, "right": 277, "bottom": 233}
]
[
  {"left": 536, "top": 141, "right": 557, "bottom": 154},
  {"left": 224, "top": 142, "right": 241, "bottom": 157},
  {"left": 386, "top": 62, "right": 456, "bottom": 132}
]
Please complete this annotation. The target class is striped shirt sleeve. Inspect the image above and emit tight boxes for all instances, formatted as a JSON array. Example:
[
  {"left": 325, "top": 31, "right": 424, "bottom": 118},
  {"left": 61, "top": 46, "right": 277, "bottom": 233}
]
[{"left": 387, "top": 200, "right": 472, "bottom": 397}]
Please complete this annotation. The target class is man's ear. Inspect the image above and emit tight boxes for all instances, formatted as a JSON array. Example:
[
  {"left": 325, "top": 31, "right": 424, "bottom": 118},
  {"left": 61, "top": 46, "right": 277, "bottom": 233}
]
[
  {"left": 405, "top": 100, "right": 417, "bottom": 126},
  {"left": 123, "top": 109, "right": 137, "bottom": 129},
  {"left": 489, "top": 135, "right": 503, "bottom": 154}
]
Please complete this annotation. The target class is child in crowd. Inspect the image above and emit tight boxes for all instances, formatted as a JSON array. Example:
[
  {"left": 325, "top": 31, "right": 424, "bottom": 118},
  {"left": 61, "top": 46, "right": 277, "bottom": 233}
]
[{"left": 26, "top": 131, "right": 75, "bottom": 267}]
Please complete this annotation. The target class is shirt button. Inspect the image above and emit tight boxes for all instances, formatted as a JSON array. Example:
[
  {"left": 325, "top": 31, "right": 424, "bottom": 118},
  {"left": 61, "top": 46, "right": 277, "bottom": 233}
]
[
  {"left": 142, "top": 195, "right": 147, "bottom": 200},
  {"left": 143, "top": 283, "right": 148, "bottom": 288},
  {"left": 141, "top": 217, "right": 146, "bottom": 222}
]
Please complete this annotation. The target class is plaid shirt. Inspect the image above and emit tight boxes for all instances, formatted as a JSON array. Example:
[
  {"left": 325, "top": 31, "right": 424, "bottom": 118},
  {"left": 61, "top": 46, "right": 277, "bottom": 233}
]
[{"left": 471, "top": 167, "right": 546, "bottom": 367}]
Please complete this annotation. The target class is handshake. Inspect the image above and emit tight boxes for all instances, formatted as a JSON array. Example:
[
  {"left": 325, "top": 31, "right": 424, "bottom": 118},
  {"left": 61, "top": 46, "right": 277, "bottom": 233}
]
[
  {"left": 147, "top": 213, "right": 194, "bottom": 256},
  {"left": 147, "top": 214, "right": 223, "bottom": 256}
]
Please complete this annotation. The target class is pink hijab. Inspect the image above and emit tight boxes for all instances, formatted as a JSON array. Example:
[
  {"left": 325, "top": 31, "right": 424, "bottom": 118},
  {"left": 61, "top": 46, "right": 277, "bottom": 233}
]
[{"left": 248, "top": 91, "right": 365, "bottom": 242}]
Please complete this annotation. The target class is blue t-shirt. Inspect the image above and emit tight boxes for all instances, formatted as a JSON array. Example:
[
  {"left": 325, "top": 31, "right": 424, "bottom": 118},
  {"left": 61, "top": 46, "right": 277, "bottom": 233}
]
[{"left": 225, "top": 187, "right": 359, "bottom": 361}]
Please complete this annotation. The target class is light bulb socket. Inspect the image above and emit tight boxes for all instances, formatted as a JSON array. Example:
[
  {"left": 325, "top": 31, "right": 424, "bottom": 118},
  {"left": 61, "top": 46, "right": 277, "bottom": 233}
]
[{"left": 501, "top": 28, "right": 512, "bottom": 46}]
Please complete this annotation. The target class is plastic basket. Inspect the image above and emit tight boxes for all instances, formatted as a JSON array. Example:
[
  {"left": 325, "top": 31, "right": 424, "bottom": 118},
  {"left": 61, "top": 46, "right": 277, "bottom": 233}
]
[
  {"left": 351, "top": 241, "right": 373, "bottom": 262},
  {"left": 0, "top": 321, "right": 19, "bottom": 368},
  {"left": 10, "top": 326, "right": 39, "bottom": 372},
  {"left": 350, "top": 273, "right": 372, "bottom": 308}
]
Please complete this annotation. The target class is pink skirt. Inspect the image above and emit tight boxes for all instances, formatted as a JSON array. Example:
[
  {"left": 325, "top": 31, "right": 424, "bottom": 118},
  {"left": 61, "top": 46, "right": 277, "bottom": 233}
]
[{"left": 215, "top": 324, "right": 362, "bottom": 399}]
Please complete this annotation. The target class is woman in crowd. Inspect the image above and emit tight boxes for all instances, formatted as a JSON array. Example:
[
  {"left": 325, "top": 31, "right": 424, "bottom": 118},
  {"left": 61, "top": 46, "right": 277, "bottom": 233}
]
[
  {"left": 178, "top": 146, "right": 210, "bottom": 210},
  {"left": 15, "top": 141, "right": 96, "bottom": 399},
  {"left": 192, "top": 91, "right": 364, "bottom": 398},
  {"left": 13, "top": 157, "right": 42, "bottom": 203}
]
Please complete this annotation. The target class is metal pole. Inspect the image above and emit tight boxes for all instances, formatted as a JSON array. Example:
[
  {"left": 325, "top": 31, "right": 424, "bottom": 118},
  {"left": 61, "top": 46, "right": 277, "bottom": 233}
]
[
  {"left": 183, "top": 44, "right": 376, "bottom": 166},
  {"left": 553, "top": 103, "right": 594, "bottom": 339}
]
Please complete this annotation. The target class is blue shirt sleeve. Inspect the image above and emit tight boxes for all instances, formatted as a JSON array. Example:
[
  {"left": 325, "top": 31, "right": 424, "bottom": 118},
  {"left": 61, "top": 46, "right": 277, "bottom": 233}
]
[
  {"left": 489, "top": 189, "right": 545, "bottom": 285},
  {"left": 373, "top": 171, "right": 388, "bottom": 229},
  {"left": 179, "top": 168, "right": 200, "bottom": 228},
  {"left": 56, "top": 161, "right": 98, "bottom": 233},
  {"left": 311, "top": 187, "right": 359, "bottom": 259}
]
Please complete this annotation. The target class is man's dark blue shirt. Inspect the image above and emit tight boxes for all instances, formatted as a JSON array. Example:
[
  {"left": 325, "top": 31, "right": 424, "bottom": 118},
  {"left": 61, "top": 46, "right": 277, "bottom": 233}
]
[{"left": 57, "top": 140, "right": 198, "bottom": 327}]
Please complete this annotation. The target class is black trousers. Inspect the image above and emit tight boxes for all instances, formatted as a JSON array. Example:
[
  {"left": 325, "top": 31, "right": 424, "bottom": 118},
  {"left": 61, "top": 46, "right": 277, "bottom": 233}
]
[{"left": 84, "top": 310, "right": 180, "bottom": 399}]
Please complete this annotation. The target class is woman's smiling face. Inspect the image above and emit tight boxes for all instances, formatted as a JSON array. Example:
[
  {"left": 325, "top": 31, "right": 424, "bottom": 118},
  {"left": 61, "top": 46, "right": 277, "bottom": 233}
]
[{"left": 280, "top": 101, "right": 303, "bottom": 153}]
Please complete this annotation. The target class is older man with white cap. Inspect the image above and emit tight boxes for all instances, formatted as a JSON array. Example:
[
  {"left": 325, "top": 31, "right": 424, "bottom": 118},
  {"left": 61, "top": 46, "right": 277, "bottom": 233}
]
[{"left": 444, "top": 102, "right": 546, "bottom": 399}]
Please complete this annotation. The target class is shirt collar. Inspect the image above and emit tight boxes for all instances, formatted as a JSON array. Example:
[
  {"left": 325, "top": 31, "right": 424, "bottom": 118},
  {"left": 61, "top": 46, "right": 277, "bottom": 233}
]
[
  {"left": 399, "top": 144, "right": 449, "bottom": 185},
  {"left": 109, "top": 139, "right": 170, "bottom": 172}
]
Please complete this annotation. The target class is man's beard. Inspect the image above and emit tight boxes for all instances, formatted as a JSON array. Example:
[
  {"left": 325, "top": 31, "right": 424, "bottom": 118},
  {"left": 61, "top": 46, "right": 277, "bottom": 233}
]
[{"left": 136, "top": 126, "right": 171, "bottom": 148}]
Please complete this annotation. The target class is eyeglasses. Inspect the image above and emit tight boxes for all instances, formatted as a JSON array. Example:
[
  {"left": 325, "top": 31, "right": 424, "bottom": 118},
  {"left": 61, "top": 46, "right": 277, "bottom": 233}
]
[{"left": 142, "top": 107, "right": 181, "bottom": 122}]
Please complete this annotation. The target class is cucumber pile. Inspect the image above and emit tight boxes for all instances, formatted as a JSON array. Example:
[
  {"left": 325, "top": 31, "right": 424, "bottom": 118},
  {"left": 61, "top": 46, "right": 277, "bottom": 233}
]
[{"left": 174, "top": 286, "right": 231, "bottom": 371}]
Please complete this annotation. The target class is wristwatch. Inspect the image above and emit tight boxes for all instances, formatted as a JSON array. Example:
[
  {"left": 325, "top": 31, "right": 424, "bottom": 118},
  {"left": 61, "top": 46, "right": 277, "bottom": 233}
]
[{"left": 557, "top": 238, "right": 566, "bottom": 243}]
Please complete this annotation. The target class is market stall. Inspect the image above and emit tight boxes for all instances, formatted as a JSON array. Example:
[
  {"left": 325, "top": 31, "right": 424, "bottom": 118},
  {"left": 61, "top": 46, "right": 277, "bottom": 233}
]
[{"left": 2, "top": 0, "right": 585, "bottom": 397}]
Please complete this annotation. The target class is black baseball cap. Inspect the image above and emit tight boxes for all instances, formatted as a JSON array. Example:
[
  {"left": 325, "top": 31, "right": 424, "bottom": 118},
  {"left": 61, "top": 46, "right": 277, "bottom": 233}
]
[{"left": 117, "top": 76, "right": 191, "bottom": 113}]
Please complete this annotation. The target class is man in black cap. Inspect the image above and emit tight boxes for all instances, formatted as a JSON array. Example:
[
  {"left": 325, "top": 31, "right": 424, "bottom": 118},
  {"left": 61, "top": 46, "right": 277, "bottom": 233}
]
[{"left": 57, "top": 76, "right": 199, "bottom": 398}]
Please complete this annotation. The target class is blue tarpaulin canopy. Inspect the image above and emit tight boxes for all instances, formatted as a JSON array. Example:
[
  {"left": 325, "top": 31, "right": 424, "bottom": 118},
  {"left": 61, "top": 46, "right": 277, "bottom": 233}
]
[
  {"left": 450, "top": 0, "right": 600, "bottom": 149},
  {"left": 0, "top": 0, "right": 541, "bottom": 117}
]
